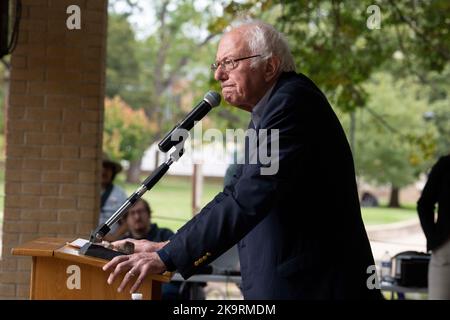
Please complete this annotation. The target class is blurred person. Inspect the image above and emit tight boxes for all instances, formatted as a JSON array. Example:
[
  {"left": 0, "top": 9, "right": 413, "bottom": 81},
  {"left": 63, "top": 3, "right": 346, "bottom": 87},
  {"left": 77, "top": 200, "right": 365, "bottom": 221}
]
[
  {"left": 418, "top": 155, "right": 450, "bottom": 299},
  {"left": 121, "top": 198, "right": 173, "bottom": 242},
  {"left": 103, "top": 21, "right": 381, "bottom": 300},
  {"left": 100, "top": 153, "right": 128, "bottom": 241}
]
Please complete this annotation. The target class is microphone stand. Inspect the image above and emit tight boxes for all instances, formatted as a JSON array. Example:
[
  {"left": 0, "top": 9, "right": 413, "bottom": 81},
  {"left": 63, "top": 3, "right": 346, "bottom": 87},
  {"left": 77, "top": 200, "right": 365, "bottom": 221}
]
[{"left": 80, "top": 139, "right": 186, "bottom": 260}]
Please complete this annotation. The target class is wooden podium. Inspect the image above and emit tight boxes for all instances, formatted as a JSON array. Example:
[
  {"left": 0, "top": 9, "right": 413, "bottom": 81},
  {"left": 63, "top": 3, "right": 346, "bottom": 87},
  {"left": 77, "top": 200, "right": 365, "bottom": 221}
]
[{"left": 12, "top": 237, "right": 171, "bottom": 300}]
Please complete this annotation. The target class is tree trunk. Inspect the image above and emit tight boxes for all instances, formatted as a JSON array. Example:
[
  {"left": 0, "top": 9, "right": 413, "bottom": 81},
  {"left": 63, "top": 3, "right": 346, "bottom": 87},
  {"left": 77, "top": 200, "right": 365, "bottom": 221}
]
[
  {"left": 388, "top": 186, "right": 401, "bottom": 208},
  {"left": 126, "top": 158, "right": 142, "bottom": 183}
]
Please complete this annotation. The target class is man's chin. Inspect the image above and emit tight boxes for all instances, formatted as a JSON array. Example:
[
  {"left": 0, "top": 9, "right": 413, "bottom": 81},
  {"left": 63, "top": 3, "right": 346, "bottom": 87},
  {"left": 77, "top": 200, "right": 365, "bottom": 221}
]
[
  {"left": 223, "top": 95, "right": 251, "bottom": 111},
  {"left": 227, "top": 99, "right": 252, "bottom": 112},
  {"left": 222, "top": 90, "right": 234, "bottom": 102}
]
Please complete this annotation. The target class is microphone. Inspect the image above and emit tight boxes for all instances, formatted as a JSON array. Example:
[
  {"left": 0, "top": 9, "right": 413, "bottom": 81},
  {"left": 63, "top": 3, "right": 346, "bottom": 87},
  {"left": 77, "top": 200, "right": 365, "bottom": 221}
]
[{"left": 158, "top": 91, "right": 221, "bottom": 153}]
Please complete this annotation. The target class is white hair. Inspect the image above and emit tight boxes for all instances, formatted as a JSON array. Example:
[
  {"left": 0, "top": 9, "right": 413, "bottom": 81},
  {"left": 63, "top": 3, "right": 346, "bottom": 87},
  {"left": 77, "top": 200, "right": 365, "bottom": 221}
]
[{"left": 228, "top": 20, "right": 296, "bottom": 73}]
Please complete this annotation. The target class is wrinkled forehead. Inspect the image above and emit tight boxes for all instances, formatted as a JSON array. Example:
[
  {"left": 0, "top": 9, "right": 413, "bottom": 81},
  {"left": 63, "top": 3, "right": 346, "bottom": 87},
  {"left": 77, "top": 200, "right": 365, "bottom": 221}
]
[{"left": 215, "top": 29, "right": 251, "bottom": 61}]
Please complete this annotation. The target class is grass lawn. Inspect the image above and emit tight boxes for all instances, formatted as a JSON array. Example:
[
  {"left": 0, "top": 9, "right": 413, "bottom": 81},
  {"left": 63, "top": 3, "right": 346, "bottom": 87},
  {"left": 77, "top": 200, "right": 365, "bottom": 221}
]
[{"left": 361, "top": 207, "right": 417, "bottom": 225}]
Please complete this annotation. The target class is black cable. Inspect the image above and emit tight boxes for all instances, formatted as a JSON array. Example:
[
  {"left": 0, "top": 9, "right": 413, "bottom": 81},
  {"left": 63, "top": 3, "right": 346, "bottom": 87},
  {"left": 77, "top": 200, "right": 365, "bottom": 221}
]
[{"left": 7, "top": 0, "right": 21, "bottom": 54}]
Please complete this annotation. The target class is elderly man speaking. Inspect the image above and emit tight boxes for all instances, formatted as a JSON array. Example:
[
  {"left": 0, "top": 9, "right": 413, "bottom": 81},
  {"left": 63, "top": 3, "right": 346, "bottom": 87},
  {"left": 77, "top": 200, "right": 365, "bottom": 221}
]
[{"left": 103, "top": 21, "right": 382, "bottom": 300}]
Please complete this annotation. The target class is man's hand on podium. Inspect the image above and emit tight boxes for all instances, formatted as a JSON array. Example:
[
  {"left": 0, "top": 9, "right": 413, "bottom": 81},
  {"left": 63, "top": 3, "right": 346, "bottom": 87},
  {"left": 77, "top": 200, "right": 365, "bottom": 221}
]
[
  {"left": 102, "top": 240, "right": 169, "bottom": 294},
  {"left": 110, "top": 238, "right": 168, "bottom": 253}
]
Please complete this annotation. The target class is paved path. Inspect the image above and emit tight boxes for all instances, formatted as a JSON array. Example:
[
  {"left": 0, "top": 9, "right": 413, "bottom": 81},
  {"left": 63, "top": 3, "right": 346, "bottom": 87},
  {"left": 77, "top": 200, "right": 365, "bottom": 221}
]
[
  {"left": 368, "top": 218, "right": 427, "bottom": 263},
  {"left": 370, "top": 233, "right": 426, "bottom": 262}
]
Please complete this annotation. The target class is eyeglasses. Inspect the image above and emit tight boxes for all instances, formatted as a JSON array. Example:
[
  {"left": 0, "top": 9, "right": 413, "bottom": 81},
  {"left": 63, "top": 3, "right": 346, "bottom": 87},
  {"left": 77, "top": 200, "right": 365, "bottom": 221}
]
[
  {"left": 211, "top": 54, "right": 262, "bottom": 72},
  {"left": 128, "top": 208, "right": 149, "bottom": 216}
]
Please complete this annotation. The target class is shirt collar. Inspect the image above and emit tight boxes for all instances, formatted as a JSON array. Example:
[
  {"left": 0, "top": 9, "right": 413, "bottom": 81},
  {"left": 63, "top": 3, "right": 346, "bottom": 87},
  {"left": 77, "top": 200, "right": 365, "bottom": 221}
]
[{"left": 251, "top": 84, "right": 275, "bottom": 128}]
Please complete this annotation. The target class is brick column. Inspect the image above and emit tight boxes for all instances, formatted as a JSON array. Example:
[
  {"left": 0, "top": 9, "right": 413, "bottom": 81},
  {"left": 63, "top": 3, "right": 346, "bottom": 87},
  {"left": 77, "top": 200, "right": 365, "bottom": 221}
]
[{"left": 0, "top": 0, "right": 108, "bottom": 299}]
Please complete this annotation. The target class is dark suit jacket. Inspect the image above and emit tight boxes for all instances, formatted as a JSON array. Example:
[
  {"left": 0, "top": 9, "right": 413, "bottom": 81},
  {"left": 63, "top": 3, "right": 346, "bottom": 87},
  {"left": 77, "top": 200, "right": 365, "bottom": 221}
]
[
  {"left": 417, "top": 155, "right": 450, "bottom": 251},
  {"left": 160, "top": 72, "right": 381, "bottom": 299}
]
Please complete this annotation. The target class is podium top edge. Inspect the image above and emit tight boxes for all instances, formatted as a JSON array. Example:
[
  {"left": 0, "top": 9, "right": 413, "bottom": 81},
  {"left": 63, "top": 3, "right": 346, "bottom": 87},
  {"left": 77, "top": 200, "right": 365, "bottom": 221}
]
[
  {"left": 11, "top": 237, "right": 173, "bottom": 282},
  {"left": 11, "top": 237, "right": 74, "bottom": 257}
]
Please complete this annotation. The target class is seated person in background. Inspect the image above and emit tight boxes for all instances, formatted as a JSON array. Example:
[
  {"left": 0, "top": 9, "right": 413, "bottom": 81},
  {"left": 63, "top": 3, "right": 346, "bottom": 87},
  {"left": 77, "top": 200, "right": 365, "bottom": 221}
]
[
  {"left": 121, "top": 198, "right": 173, "bottom": 242},
  {"left": 100, "top": 154, "right": 128, "bottom": 242},
  {"left": 120, "top": 199, "right": 204, "bottom": 299}
]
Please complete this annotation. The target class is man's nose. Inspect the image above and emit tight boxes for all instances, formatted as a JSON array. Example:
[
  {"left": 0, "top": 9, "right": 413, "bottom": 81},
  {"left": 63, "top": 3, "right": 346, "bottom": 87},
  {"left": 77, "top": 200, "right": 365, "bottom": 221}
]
[{"left": 214, "top": 66, "right": 228, "bottom": 82}]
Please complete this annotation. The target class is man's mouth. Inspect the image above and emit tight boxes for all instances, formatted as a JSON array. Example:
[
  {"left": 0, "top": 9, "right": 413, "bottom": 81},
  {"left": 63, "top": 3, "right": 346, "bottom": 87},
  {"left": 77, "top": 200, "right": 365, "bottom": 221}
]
[{"left": 221, "top": 84, "right": 235, "bottom": 89}]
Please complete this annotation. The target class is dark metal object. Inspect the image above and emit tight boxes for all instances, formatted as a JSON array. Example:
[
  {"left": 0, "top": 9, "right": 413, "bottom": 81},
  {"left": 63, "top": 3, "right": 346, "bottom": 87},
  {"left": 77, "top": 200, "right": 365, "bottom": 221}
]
[{"left": 79, "top": 243, "right": 126, "bottom": 261}]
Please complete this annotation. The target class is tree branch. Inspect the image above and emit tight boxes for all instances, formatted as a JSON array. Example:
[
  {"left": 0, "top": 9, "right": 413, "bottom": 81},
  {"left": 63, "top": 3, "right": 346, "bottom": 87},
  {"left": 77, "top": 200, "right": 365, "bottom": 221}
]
[
  {"left": 388, "top": 0, "right": 450, "bottom": 60},
  {"left": 162, "top": 32, "right": 219, "bottom": 90},
  {"left": 393, "top": 23, "right": 429, "bottom": 85},
  {"left": 154, "top": 0, "right": 171, "bottom": 96}
]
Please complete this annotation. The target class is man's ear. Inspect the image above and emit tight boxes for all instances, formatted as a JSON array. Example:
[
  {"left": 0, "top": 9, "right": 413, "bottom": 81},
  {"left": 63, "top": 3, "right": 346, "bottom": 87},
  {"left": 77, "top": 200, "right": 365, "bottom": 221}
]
[{"left": 264, "top": 55, "right": 281, "bottom": 82}]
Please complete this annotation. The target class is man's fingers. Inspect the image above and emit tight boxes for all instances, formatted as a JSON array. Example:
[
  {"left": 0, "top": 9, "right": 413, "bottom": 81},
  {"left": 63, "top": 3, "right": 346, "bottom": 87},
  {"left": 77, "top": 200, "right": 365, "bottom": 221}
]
[
  {"left": 103, "top": 252, "right": 162, "bottom": 293},
  {"left": 130, "top": 272, "right": 146, "bottom": 294},
  {"left": 106, "top": 258, "right": 133, "bottom": 285},
  {"left": 117, "top": 267, "right": 139, "bottom": 293},
  {"left": 129, "top": 263, "right": 149, "bottom": 294},
  {"left": 102, "top": 255, "right": 129, "bottom": 272}
]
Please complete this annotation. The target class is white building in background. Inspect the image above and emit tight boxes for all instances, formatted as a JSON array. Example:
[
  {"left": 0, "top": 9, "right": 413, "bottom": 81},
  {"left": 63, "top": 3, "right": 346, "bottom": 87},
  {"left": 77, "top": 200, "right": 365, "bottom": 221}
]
[{"left": 140, "top": 139, "right": 239, "bottom": 177}]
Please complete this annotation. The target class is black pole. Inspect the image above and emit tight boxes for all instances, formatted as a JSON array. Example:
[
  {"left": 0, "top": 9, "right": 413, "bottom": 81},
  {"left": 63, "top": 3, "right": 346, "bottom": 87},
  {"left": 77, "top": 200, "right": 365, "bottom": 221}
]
[{"left": 90, "top": 146, "right": 183, "bottom": 243}]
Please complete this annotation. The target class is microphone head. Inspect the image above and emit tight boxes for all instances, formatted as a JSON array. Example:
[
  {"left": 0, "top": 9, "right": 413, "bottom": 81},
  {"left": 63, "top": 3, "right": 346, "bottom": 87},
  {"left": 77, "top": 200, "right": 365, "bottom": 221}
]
[{"left": 203, "top": 91, "right": 221, "bottom": 108}]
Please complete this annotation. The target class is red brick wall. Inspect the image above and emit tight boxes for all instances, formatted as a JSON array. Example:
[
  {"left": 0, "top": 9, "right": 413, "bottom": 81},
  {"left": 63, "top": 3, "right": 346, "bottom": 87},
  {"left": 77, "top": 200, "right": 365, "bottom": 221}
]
[{"left": 0, "top": 0, "right": 108, "bottom": 299}]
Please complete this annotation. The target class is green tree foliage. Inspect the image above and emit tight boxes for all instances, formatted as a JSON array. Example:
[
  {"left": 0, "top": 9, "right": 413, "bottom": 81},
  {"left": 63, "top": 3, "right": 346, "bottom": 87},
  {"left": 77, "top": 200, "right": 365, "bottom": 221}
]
[
  {"left": 103, "top": 96, "right": 156, "bottom": 163},
  {"left": 421, "top": 66, "right": 450, "bottom": 157},
  {"left": 336, "top": 72, "right": 439, "bottom": 206},
  {"left": 134, "top": 0, "right": 219, "bottom": 133},
  {"left": 386, "top": 0, "right": 450, "bottom": 74},
  {"left": 208, "top": 0, "right": 449, "bottom": 205},
  {"left": 104, "top": 0, "right": 449, "bottom": 189},
  {"left": 429, "top": 100, "right": 450, "bottom": 157},
  {"left": 213, "top": 0, "right": 449, "bottom": 112},
  {"left": 107, "top": 0, "right": 224, "bottom": 181},
  {"left": 109, "top": 0, "right": 221, "bottom": 131},
  {"left": 106, "top": 13, "right": 150, "bottom": 109}
]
